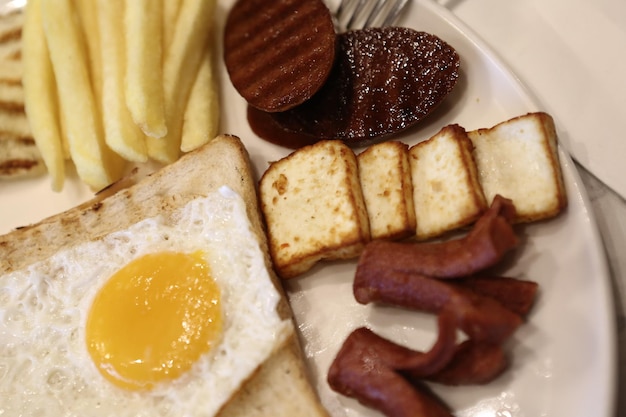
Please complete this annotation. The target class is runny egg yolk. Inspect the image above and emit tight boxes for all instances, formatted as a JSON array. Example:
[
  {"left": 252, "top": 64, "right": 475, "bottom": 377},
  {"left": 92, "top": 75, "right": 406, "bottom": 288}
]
[{"left": 86, "top": 251, "right": 222, "bottom": 390}]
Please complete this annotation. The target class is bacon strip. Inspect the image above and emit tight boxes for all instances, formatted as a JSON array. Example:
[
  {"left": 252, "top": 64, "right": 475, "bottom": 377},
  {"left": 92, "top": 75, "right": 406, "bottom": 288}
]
[{"left": 356, "top": 195, "right": 519, "bottom": 279}]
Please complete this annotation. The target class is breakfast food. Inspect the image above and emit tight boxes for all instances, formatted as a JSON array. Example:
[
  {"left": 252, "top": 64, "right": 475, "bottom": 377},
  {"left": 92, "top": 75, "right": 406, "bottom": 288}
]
[
  {"left": 357, "top": 141, "right": 416, "bottom": 240},
  {"left": 20, "top": 0, "right": 220, "bottom": 191},
  {"left": 409, "top": 124, "right": 487, "bottom": 240},
  {"left": 328, "top": 196, "right": 539, "bottom": 417},
  {"left": 259, "top": 140, "right": 370, "bottom": 279},
  {"left": 0, "top": 135, "right": 329, "bottom": 417},
  {"left": 124, "top": 0, "right": 167, "bottom": 139},
  {"left": 223, "top": 0, "right": 336, "bottom": 112},
  {"left": 259, "top": 112, "right": 567, "bottom": 279},
  {"left": 0, "top": 9, "right": 22, "bottom": 60},
  {"left": 468, "top": 112, "right": 567, "bottom": 223},
  {"left": 146, "top": 0, "right": 217, "bottom": 164},
  {"left": 252, "top": 27, "right": 460, "bottom": 147},
  {"left": 0, "top": 10, "right": 46, "bottom": 180}
]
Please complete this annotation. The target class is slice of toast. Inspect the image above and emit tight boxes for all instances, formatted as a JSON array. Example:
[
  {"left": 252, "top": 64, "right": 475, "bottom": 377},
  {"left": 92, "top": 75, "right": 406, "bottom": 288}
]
[
  {"left": 259, "top": 140, "right": 370, "bottom": 279},
  {"left": 409, "top": 124, "right": 487, "bottom": 240},
  {"left": 357, "top": 140, "right": 416, "bottom": 240},
  {"left": 467, "top": 112, "right": 567, "bottom": 223},
  {"left": 0, "top": 135, "right": 329, "bottom": 417},
  {"left": 0, "top": 10, "right": 45, "bottom": 180},
  {"left": 0, "top": 10, "right": 23, "bottom": 61}
]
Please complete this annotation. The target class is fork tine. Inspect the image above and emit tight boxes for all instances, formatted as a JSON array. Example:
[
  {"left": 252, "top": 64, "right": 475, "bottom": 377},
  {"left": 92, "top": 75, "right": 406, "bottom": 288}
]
[
  {"left": 336, "top": 0, "right": 366, "bottom": 30},
  {"left": 362, "top": 0, "right": 390, "bottom": 28},
  {"left": 380, "top": 0, "right": 409, "bottom": 27},
  {"left": 335, "top": 0, "right": 410, "bottom": 32}
]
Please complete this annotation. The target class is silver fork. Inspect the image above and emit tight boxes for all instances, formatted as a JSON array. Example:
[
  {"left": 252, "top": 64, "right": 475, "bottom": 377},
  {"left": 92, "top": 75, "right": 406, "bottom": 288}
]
[{"left": 334, "top": 0, "right": 410, "bottom": 32}]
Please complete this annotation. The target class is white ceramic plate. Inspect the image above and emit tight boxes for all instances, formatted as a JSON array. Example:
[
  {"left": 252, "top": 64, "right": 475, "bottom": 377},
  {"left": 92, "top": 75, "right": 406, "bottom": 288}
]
[{"left": 0, "top": 1, "right": 616, "bottom": 416}]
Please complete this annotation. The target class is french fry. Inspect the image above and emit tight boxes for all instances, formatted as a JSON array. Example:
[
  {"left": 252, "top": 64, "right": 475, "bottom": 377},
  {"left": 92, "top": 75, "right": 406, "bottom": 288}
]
[
  {"left": 147, "top": 0, "right": 216, "bottom": 163},
  {"left": 162, "top": 0, "right": 181, "bottom": 55},
  {"left": 97, "top": 0, "right": 148, "bottom": 162},
  {"left": 21, "top": 0, "right": 65, "bottom": 191},
  {"left": 73, "top": 0, "right": 103, "bottom": 105},
  {"left": 180, "top": 39, "right": 219, "bottom": 153},
  {"left": 41, "top": 0, "right": 124, "bottom": 190},
  {"left": 125, "top": 0, "right": 167, "bottom": 139}
]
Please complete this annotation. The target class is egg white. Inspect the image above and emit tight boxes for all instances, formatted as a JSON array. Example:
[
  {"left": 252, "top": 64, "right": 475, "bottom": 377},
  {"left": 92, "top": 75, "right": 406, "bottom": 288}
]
[{"left": 0, "top": 186, "right": 292, "bottom": 417}]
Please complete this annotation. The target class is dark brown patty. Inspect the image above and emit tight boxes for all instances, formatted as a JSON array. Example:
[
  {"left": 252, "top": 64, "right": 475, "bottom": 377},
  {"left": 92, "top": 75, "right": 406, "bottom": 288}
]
[
  {"left": 224, "top": 0, "right": 336, "bottom": 112},
  {"left": 261, "top": 27, "right": 461, "bottom": 146}
]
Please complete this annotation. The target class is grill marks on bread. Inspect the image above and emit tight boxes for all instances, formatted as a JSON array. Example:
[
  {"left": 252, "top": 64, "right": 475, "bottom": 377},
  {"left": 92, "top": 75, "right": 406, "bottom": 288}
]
[{"left": 0, "top": 10, "right": 45, "bottom": 180}]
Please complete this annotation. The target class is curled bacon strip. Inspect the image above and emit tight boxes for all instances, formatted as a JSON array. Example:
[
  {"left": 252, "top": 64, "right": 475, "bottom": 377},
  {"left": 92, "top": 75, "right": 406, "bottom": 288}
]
[{"left": 356, "top": 195, "right": 519, "bottom": 279}]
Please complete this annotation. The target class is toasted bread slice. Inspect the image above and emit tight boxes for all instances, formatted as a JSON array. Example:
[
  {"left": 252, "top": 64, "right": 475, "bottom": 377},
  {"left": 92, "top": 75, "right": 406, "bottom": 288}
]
[
  {"left": 409, "top": 124, "right": 487, "bottom": 240},
  {"left": 259, "top": 140, "right": 370, "bottom": 279},
  {"left": 357, "top": 140, "right": 416, "bottom": 240},
  {"left": 0, "top": 9, "right": 44, "bottom": 180},
  {"left": 468, "top": 112, "right": 567, "bottom": 223},
  {"left": 0, "top": 10, "right": 22, "bottom": 61},
  {"left": 0, "top": 135, "right": 329, "bottom": 417},
  {"left": 0, "top": 133, "right": 45, "bottom": 178}
]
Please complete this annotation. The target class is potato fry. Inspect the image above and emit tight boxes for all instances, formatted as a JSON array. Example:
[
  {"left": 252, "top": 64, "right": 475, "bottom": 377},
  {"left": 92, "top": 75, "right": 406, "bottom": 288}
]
[
  {"left": 125, "top": 0, "right": 167, "bottom": 138},
  {"left": 97, "top": 0, "right": 148, "bottom": 162},
  {"left": 180, "top": 40, "right": 219, "bottom": 153},
  {"left": 41, "top": 0, "right": 124, "bottom": 190},
  {"left": 73, "top": 0, "right": 102, "bottom": 105},
  {"left": 162, "top": 0, "right": 181, "bottom": 54},
  {"left": 147, "top": 0, "right": 216, "bottom": 163},
  {"left": 21, "top": 0, "right": 65, "bottom": 191}
]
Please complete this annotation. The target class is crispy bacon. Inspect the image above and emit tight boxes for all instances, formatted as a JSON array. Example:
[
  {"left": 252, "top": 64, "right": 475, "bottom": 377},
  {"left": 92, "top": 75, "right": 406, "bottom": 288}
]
[{"left": 356, "top": 195, "right": 519, "bottom": 279}]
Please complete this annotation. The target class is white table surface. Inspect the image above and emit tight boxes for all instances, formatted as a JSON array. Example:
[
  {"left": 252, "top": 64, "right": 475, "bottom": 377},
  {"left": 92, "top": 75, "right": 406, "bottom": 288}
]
[{"left": 437, "top": 1, "right": 626, "bottom": 415}]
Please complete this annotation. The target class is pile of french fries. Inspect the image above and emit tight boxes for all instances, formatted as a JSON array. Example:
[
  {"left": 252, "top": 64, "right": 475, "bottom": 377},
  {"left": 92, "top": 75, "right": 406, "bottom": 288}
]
[{"left": 22, "top": 0, "right": 219, "bottom": 191}]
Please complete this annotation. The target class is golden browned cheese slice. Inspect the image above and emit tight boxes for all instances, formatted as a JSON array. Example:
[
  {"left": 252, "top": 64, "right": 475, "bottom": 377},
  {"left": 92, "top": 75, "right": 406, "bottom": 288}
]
[{"left": 223, "top": 0, "right": 336, "bottom": 112}]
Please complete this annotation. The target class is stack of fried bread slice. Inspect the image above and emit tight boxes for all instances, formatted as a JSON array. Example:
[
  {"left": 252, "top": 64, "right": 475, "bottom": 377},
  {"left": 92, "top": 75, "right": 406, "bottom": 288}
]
[
  {"left": 260, "top": 112, "right": 567, "bottom": 279},
  {"left": 0, "top": 135, "right": 329, "bottom": 417},
  {"left": 0, "top": 9, "right": 45, "bottom": 179}
]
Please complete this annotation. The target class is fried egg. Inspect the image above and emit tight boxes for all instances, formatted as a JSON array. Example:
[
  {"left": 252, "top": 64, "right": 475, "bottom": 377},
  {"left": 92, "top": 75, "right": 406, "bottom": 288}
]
[{"left": 0, "top": 186, "right": 292, "bottom": 416}]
